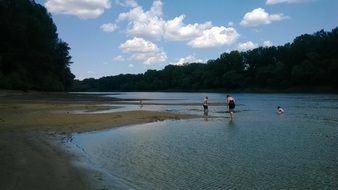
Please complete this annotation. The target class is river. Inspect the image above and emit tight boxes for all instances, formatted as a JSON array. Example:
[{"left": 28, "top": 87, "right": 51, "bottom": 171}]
[{"left": 68, "top": 92, "right": 338, "bottom": 189}]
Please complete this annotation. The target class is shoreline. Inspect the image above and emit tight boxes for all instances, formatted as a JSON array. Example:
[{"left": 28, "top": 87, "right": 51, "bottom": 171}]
[
  {"left": 0, "top": 91, "right": 198, "bottom": 190},
  {"left": 0, "top": 131, "right": 93, "bottom": 190}
]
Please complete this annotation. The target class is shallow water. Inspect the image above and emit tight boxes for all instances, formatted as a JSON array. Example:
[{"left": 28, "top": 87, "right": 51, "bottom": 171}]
[{"left": 69, "top": 93, "right": 338, "bottom": 189}]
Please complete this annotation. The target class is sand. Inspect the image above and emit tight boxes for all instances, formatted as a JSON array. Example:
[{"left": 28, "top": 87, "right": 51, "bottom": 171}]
[{"left": 0, "top": 91, "right": 197, "bottom": 190}]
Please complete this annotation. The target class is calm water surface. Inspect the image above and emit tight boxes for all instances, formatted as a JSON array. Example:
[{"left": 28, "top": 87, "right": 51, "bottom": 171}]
[{"left": 69, "top": 93, "right": 338, "bottom": 189}]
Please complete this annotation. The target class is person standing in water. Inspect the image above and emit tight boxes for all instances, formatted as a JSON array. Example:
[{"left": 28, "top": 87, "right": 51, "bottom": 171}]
[
  {"left": 226, "top": 95, "right": 235, "bottom": 120},
  {"left": 203, "top": 96, "right": 209, "bottom": 115},
  {"left": 139, "top": 99, "right": 143, "bottom": 109}
]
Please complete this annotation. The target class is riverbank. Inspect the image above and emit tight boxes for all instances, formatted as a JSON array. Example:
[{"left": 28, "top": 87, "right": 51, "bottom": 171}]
[{"left": 0, "top": 91, "right": 197, "bottom": 190}]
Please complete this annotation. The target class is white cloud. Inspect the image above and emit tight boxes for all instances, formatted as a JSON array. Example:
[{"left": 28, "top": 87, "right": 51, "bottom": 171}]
[
  {"left": 240, "top": 8, "right": 288, "bottom": 27},
  {"left": 116, "top": 0, "right": 239, "bottom": 49},
  {"left": 188, "top": 26, "right": 239, "bottom": 48},
  {"left": 263, "top": 40, "right": 273, "bottom": 47},
  {"left": 116, "top": 0, "right": 138, "bottom": 7},
  {"left": 164, "top": 15, "right": 239, "bottom": 47},
  {"left": 113, "top": 55, "right": 125, "bottom": 61},
  {"left": 164, "top": 15, "right": 212, "bottom": 41},
  {"left": 173, "top": 55, "right": 205, "bottom": 66},
  {"left": 238, "top": 41, "right": 258, "bottom": 51},
  {"left": 120, "top": 37, "right": 159, "bottom": 53},
  {"left": 117, "top": 1, "right": 164, "bottom": 40},
  {"left": 128, "top": 64, "right": 134, "bottom": 67},
  {"left": 266, "top": 0, "right": 312, "bottom": 5},
  {"left": 100, "top": 23, "right": 117, "bottom": 32},
  {"left": 131, "top": 51, "right": 167, "bottom": 65},
  {"left": 119, "top": 37, "right": 167, "bottom": 65},
  {"left": 45, "top": 0, "right": 111, "bottom": 19}
]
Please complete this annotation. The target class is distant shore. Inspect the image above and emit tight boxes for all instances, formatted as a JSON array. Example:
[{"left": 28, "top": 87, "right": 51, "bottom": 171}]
[
  {"left": 0, "top": 91, "right": 197, "bottom": 190},
  {"left": 68, "top": 86, "right": 338, "bottom": 94}
]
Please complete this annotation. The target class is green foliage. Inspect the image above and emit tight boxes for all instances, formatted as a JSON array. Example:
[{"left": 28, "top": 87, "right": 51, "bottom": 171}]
[
  {"left": 1, "top": 1, "right": 337, "bottom": 92},
  {"left": 72, "top": 27, "right": 338, "bottom": 92},
  {"left": 0, "top": 0, "right": 74, "bottom": 91}
]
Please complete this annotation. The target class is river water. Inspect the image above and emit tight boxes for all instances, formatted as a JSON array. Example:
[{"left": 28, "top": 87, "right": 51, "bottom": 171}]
[{"left": 68, "top": 93, "right": 338, "bottom": 189}]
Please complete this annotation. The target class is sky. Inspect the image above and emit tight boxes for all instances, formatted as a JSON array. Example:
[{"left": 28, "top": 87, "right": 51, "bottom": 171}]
[{"left": 35, "top": 0, "right": 338, "bottom": 80}]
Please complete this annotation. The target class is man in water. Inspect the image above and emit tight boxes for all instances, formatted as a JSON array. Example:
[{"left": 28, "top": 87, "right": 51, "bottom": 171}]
[
  {"left": 226, "top": 95, "right": 235, "bottom": 120},
  {"left": 203, "top": 96, "right": 208, "bottom": 115}
]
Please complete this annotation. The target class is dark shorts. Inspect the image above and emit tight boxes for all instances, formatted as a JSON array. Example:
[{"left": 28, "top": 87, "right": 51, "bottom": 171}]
[
  {"left": 203, "top": 105, "right": 208, "bottom": 109},
  {"left": 229, "top": 103, "right": 235, "bottom": 109}
]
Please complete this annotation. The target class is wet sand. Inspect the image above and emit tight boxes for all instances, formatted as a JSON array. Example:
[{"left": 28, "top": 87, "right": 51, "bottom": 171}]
[{"left": 0, "top": 91, "right": 197, "bottom": 190}]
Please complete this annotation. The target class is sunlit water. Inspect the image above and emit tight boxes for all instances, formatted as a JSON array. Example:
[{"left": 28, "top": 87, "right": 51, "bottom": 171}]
[{"left": 68, "top": 93, "right": 338, "bottom": 189}]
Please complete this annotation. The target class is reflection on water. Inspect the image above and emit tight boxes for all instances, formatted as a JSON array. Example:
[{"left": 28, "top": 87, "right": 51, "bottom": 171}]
[{"left": 69, "top": 93, "right": 338, "bottom": 189}]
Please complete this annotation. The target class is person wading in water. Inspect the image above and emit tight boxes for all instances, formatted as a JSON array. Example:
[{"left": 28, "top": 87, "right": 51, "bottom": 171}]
[
  {"left": 203, "top": 96, "right": 209, "bottom": 116},
  {"left": 226, "top": 95, "right": 235, "bottom": 120}
]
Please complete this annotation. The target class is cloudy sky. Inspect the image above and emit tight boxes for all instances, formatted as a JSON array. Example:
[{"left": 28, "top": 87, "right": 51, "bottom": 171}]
[{"left": 35, "top": 0, "right": 338, "bottom": 79}]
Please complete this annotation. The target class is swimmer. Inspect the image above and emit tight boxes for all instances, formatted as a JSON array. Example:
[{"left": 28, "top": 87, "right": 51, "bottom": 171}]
[{"left": 277, "top": 106, "right": 284, "bottom": 114}]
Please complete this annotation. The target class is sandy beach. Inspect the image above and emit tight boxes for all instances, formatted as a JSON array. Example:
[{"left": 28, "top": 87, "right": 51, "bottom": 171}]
[{"left": 0, "top": 91, "right": 197, "bottom": 190}]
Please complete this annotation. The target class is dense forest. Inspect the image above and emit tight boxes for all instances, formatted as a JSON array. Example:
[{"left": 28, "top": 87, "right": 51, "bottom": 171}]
[
  {"left": 0, "top": 0, "right": 74, "bottom": 91},
  {"left": 73, "top": 27, "right": 338, "bottom": 92},
  {"left": 0, "top": 0, "right": 337, "bottom": 92}
]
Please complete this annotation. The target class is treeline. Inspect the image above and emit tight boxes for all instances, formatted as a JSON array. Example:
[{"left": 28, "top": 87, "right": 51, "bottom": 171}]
[
  {"left": 0, "top": 0, "right": 74, "bottom": 91},
  {"left": 73, "top": 27, "right": 338, "bottom": 92}
]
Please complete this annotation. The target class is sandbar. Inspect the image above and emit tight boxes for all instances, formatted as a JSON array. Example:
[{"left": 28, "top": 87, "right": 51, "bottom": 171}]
[{"left": 0, "top": 91, "right": 197, "bottom": 189}]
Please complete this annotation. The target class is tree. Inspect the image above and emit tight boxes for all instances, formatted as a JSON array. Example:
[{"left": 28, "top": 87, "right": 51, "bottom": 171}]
[
  {"left": 0, "top": 0, "right": 74, "bottom": 91},
  {"left": 72, "top": 27, "right": 338, "bottom": 92}
]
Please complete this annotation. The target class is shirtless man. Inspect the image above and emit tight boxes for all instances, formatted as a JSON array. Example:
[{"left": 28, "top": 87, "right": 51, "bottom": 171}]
[
  {"left": 226, "top": 95, "right": 235, "bottom": 120},
  {"left": 203, "top": 96, "right": 208, "bottom": 115}
]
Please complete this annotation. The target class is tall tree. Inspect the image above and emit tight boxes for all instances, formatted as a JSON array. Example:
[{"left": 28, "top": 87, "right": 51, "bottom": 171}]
[
  {"left": 71, "top": 27, "right": 338, "bottom": 92},
  {"left": 0, "top": 0, "right": 74, "bottom": 91}
]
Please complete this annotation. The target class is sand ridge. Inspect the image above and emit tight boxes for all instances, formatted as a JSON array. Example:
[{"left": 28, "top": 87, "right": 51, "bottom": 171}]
[{"left": 0, "top": 91, "right": 198, "bottom": 190}]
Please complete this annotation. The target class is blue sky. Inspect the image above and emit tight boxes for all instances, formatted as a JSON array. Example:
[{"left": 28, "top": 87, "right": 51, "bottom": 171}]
[{"left": 35, "top": 0, "right": 338, "bottom": 80}]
